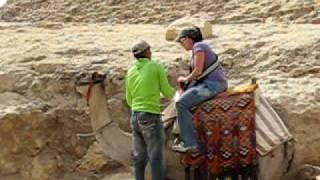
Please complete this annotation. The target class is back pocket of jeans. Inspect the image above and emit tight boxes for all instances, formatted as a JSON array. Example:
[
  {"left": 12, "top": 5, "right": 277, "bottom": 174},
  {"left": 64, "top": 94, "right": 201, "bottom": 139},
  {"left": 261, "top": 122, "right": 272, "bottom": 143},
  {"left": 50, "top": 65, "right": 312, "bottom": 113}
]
[
  {"left": 138, "top": 115, "right": 159, "bottom": 129},
  {"left": 138, "top": 118, "right": 157, "bottom": 129}
]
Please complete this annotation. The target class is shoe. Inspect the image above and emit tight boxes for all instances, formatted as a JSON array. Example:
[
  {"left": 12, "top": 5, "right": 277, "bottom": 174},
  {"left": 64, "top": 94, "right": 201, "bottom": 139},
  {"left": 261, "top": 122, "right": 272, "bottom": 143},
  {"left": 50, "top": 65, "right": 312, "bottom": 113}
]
[{"left": 171, "top": 142, "right": 198, "bottom": 153}]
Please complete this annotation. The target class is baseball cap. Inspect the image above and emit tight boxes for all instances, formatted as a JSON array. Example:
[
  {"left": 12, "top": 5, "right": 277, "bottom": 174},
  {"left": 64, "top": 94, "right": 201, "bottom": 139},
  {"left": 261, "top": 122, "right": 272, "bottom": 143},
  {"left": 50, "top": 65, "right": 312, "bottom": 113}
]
[
  {"left": 131, "top": 40, "right": 151, "bottom": 55},
  {"left": 175, "top": 27, "right": 199, "bottom": 42}
]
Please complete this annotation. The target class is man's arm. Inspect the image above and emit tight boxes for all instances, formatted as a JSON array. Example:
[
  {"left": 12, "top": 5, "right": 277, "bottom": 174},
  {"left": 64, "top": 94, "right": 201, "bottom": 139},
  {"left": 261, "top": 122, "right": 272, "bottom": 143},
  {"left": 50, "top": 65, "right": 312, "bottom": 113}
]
[
  {"left": 159, "top": 65, "right": 176, "bottom": 98},
  {"left": 126, "top": 76, "right": 132, "bottom": 107}
]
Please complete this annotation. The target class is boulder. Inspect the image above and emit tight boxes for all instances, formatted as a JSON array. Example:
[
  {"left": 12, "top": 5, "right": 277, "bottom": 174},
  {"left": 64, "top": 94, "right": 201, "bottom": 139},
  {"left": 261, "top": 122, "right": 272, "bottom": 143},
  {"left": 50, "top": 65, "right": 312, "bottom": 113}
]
[
  {"left": 165, "top": 17, "right": 213, "bottom": 41},
  {"left": 76, "top": 142, "right": 120, "bottom": 172}
]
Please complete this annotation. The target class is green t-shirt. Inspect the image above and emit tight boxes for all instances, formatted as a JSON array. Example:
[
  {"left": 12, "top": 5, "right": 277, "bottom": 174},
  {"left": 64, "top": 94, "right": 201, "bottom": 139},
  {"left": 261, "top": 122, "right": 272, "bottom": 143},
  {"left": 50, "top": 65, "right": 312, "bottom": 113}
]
[{"left": 126, "top": 58, "right": 175, "bottom": 114}]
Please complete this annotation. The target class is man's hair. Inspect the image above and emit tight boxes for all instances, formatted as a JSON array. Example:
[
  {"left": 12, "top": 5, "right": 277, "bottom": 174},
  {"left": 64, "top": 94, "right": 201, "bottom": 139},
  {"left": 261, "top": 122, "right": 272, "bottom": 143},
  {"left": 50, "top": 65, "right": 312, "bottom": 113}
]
[{"left": 134, "top": 49, "right": 148, "bottom": 59}]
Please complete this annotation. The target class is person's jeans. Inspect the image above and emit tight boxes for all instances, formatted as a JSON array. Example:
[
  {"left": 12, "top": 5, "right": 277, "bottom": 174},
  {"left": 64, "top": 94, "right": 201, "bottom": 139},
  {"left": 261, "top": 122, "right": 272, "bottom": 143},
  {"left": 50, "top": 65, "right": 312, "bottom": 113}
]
[
  {"left": 130, "top": 111, "right": 166, "bottom": 180},
  {"left": 176, "top": 80, "right": 227, "bottom": 147}
]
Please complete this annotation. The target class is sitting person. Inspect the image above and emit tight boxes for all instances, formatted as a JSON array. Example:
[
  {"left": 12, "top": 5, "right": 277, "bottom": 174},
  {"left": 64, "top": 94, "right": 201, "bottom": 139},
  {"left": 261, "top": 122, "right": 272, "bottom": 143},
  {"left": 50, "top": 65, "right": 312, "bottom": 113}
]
[{"left": 172, "top": 26, "right": 228, "bottom": 153}]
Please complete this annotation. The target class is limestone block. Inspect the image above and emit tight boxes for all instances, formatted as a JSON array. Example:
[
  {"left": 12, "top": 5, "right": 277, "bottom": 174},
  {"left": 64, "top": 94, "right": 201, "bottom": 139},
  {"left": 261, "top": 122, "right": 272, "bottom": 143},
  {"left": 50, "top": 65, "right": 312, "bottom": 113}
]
[
  {"left": 165, "top": 17, "right": 213, "bottom": 41},
  {"left": 76, "top": 142, "right": 120, "bottom": 172}
]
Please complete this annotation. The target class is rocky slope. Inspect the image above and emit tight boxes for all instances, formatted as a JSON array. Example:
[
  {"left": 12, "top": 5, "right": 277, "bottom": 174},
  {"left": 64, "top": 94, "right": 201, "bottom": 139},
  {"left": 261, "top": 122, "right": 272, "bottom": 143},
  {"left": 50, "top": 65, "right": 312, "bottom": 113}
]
[
  {"left": 0, "top": 0, "right": 319, "bottom": 24},
  {"left": 0, "top": 0, "right": 319, "bottom": 179},
  {"left": 0, "top": 21, "right": 319, "bottom": 179}
]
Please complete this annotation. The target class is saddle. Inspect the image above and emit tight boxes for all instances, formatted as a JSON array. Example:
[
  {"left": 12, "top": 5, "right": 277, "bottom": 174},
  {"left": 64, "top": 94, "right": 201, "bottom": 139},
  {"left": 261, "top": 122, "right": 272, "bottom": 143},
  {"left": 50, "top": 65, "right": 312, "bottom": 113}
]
[
  {"left": 162, "top": 82, "right": 293, "bottom": 180},
  {"left": 161, "top": 82, "right": 258, "bottom": 131}
]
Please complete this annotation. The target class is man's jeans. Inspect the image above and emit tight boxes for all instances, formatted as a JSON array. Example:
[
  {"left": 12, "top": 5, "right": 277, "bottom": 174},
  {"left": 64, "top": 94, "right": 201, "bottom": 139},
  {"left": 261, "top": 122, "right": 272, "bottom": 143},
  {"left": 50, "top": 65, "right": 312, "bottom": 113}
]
[
  {"left": 130, "top": 111, "right": 166, "bottom": 180},
  {"left": 176, "top": 80, "right": 227, "bottom": 147}
]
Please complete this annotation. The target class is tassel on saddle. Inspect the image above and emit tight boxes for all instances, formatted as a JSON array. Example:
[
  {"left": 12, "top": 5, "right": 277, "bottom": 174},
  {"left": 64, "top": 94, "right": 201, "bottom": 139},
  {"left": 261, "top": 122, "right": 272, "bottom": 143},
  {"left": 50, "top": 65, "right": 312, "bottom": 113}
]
[{"left": 184, "top": 166, "right": 258, "bottom": 180}]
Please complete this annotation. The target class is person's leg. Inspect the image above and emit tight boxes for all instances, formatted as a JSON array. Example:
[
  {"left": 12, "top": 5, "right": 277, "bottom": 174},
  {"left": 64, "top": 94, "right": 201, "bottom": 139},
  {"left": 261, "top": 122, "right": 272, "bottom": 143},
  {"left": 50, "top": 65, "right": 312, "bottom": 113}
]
[
  {"left": 204, "top": 80, "right": 227, "bottom": 95},
  {"left": 131, "top": 112, "right": 148, "bottom": 180},
  {"left": 139, "top": 113, "right": 166, "bottom": 180},
  {"left": 175, "top": 84, "right": 210, "bottom": 148},
  {"left": 174, "top": 81, "right": 227, "bottom": 150}
]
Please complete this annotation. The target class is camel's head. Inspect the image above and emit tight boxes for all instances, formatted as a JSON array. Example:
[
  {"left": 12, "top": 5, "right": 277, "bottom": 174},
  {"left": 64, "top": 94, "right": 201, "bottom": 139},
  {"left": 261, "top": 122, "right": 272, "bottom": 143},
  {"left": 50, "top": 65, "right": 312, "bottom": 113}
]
[{"left": 74, "top": 72, "right": 106, "bottom": 100}]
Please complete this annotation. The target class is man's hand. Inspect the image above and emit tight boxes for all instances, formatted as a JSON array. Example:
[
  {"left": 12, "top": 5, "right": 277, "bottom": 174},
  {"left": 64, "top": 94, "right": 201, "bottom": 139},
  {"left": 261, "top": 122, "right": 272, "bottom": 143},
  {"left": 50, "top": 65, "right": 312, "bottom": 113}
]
[
  {"left": 177, "top": 76, "right": 188, "bottom": 83},
  {"left": 173, "top": 91, "right": 182, "bottom": 102},
  {"left": 177, "top": 88, "right": 184, "bottom": 95}
]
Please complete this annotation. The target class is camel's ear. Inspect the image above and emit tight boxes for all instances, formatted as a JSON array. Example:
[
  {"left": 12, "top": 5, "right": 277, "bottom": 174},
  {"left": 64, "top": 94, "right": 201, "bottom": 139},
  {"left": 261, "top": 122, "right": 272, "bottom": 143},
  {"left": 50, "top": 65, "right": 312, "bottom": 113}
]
[
  {"left": 92, "top": 72, "right": 106, "bottom": 81},
  {"left": 91, "top": 72, "right": 99, "bottom": 80},
  {"left": 75, "top": 72, "right": 86, "bottom": 82}
]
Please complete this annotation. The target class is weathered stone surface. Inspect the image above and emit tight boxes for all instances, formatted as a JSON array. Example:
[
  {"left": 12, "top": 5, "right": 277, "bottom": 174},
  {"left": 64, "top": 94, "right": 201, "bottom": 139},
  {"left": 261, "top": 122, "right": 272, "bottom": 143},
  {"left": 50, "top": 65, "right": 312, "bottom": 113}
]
[
  {"left": 31, "top": 150, "right": 62, "bottom": 180},
  {"left": 76, "top": 142, "right": 120, "bottom": 172},
  {"left": 282, "top": 165, "right": 320, "bottom": 180},
  {"left": 102, "top": 170, "right": 132, "bottom": 180},
  {"left": 165, "top": 17, "right": 213, "bottom": 41},
  {"left": 0, "top": 21, "right": 319, "bottom": 180},
  {"left": 1, "top": 0, "right": 319, "bottom": 24}
]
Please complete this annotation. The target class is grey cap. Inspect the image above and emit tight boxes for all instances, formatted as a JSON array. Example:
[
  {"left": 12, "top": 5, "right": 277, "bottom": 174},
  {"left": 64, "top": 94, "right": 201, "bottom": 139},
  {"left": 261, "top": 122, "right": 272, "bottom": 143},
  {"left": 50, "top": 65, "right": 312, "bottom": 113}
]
[
  {"left": 175, "top": 27, "right": 199, "bottom": 42},
  {"left": 131, "top": 40, "right": 151, "bottom": 55}
]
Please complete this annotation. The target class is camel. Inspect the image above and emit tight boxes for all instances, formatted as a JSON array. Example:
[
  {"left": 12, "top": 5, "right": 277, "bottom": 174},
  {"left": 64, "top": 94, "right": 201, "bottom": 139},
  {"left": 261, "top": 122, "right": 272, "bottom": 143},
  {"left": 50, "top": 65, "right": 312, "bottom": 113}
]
[{"left": 74, "top": 72, "right": 295, "bottom": 180}]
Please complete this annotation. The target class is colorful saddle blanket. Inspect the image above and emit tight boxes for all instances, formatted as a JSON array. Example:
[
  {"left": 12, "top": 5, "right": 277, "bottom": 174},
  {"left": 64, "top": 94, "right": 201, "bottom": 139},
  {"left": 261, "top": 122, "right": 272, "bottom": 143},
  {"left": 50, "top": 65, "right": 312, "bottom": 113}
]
[
  {"left": 162, "top": 85, "right": 293, "bottom": 156},
  {"left": 181, "top": 92, "right": 258, "bottom": 178}
]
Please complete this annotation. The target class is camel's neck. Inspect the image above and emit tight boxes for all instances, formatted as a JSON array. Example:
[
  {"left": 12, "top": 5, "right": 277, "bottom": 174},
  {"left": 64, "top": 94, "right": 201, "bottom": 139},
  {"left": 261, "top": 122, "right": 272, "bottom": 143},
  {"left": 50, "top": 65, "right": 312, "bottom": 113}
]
[
  {"left": 88, "top": 84, "right": 112, "bottom": 131},
  {"left": 88, "top": 84, "right": 132, "bottom": 167}
]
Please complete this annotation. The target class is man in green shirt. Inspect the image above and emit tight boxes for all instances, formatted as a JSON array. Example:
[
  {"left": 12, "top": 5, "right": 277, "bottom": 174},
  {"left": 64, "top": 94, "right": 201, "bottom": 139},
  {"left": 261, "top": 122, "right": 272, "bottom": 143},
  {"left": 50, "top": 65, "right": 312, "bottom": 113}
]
[{"left": 126, "top": 40, "right": 175, "bottom": 180}]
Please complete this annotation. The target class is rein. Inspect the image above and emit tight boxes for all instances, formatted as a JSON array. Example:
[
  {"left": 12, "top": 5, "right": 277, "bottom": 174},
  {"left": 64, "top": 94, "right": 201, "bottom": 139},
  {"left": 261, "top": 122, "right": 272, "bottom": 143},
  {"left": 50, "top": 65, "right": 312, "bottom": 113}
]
[
  {"left": 75, "top": 73, "right": 114, "bottom": 136},
  {"left": 75, "top": 72, "right": 106, "bottom": 105}
]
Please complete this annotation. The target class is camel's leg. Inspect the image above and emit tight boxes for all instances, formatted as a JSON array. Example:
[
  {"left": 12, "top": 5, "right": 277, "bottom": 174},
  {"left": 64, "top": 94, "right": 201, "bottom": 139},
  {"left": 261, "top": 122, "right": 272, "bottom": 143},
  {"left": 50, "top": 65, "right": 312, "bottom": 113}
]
[
  {"left": 185, "top": 167, "right": 191, "bottom": 180},
  {"left": 193, "top": 168, "right": 201, "bottom": 180},
  {"left": 249, "top": 167, "right": 258, "bottom": 180},
  {"left": 165, "top": 149, "right": 186, "bottom": 179},
  {"left": 239, "top": 169, "right": 246, "bottom": 180},
  {"left": 258, "top": 144, "right": 286, "bottom": 180},
  {"left": 199, "top": 168, "right": 209, "bottom": 180},
  {"left": 230, "top": 171, "right": 238, "bottom": 180},
  {"left": 208, "top": 172, "right": 215, "bottom": 180}
]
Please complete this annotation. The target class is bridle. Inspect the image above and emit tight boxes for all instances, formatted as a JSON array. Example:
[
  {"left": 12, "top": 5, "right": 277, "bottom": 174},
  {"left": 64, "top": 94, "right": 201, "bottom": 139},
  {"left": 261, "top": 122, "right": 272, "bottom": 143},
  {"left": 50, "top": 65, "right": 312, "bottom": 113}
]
[
  {"left": 75, "top": 72, "right": 106, "bottom": 105},
  {"left": 74, "top": 72, "right": 111, "bottom": 137}
]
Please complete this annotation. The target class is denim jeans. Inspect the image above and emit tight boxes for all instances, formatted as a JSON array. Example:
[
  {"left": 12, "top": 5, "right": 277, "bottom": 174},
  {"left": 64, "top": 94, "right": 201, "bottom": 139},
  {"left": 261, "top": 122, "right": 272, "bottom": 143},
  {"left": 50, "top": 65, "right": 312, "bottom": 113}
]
[
  {"left": 176, "top": 80, "right": 227, "bottom": 147},
  {"left": 130, "top": 111, "right": 166, "bottom": 180}
]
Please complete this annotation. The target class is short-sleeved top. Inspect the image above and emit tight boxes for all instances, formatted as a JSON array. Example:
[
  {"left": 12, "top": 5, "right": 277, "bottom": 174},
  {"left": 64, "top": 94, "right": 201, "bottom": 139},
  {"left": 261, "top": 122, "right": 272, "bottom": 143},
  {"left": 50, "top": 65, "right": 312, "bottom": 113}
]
[{"left": 191, "top": 42, "right": 227, "bottom": 83}]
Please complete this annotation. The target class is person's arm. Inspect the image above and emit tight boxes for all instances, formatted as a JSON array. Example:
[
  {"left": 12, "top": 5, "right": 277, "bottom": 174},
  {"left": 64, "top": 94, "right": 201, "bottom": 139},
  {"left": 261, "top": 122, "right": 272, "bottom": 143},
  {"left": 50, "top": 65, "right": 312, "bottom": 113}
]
[
  {"left": 126, "top": 76, "right": 132, "bottom": 107},
  {"left": 177, "top": 50, "right": 205, "bottom": 83},
  {"left": 186, "top": 51, "right": 205, "bottom": 81},
  {"left": 159, "top": 65, "right": 176, "bottom": 98}
]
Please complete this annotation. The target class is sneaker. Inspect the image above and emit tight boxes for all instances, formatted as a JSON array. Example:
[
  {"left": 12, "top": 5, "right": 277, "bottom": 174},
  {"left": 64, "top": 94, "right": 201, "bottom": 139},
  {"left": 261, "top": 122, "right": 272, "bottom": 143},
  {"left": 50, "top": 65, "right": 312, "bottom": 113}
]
[{"left": 171, "top": 142, "right": 198, "bottom": 153}]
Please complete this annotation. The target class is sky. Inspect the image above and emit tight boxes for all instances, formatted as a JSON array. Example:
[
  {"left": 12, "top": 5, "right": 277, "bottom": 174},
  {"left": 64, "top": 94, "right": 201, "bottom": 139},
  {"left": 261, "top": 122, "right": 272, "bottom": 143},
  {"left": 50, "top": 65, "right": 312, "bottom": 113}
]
[{"left": 0, "top": 0, "right": 6, "bottom": 7}]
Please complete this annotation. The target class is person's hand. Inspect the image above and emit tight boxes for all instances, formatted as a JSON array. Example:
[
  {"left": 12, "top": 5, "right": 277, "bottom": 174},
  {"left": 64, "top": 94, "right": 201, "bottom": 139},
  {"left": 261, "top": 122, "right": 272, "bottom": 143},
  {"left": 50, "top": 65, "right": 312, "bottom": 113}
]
[
  {"left": 177, "top": 76, "right": 188, "bottom": 83},
  {"left": 177, "top": 88, "right": 184, "bottom": 95}
]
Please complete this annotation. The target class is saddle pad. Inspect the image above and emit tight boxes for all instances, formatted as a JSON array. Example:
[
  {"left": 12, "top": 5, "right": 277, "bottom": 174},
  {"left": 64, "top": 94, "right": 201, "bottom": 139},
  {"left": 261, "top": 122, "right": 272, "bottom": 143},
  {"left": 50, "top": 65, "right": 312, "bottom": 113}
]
[
  {"left": 255, "top": 90, "right": 293, "bottom": 155},
  {"left": 182, "top": 92, "right": 258, "bottom": 177},
  {"left": 162, "top": 88, "right": 293, "bottom": 156}
]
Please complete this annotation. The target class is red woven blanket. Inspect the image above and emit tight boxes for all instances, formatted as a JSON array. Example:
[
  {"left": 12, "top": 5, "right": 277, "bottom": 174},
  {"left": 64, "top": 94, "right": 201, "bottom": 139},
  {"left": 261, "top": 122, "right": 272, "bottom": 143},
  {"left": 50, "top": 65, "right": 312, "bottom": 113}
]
[{"left": 181, "top": 92, "right": 258, "bottom": 178}]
